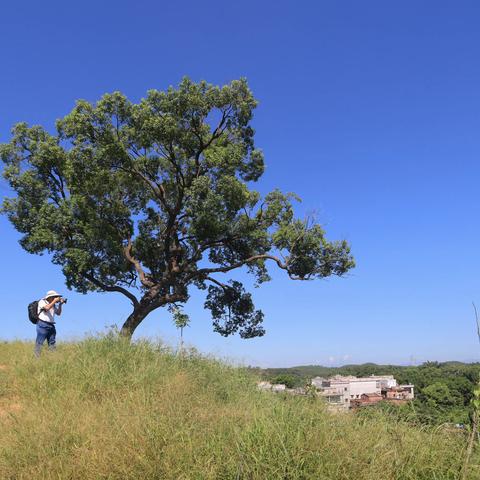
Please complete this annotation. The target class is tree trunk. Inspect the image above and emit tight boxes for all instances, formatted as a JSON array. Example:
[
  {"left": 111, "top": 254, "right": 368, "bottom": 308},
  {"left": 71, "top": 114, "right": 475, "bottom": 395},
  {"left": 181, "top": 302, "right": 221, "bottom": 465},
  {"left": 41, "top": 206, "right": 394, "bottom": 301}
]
[{"left": 120, "top": 305, "right": 151, "bottom": 339}]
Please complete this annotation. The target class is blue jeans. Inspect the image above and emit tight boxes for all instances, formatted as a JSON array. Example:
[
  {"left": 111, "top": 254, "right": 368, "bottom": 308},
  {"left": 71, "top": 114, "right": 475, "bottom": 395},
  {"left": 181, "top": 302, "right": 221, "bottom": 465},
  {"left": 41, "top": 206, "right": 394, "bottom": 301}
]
[{"left": 35, "top": 321, "right": 56, "bottom": 356}]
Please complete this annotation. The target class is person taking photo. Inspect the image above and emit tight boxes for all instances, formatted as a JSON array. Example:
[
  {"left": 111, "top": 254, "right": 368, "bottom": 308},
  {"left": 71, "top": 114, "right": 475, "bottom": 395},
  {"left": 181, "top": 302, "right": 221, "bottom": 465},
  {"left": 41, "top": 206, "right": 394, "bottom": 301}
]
[{"left": 35, "top": 290, "right": 66, "bottom": 357}]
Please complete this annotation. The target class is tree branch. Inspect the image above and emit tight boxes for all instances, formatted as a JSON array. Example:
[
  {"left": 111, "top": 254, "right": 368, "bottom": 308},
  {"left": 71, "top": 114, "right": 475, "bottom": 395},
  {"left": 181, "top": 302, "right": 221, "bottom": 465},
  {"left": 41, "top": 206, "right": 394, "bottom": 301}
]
[
  {"left": 147, "top": 291, "right": 188, "bottom": 311},
  {"left": 197, "top": 254, "right": 288, "bottom": 276},
  {"left": 83, "top": 272, "right": 139, "bottom": 308},
  {"left": 162, "top": 143, "right": 185, "bottom": 186},
  {"left": 205, "top": 275, "right": 230, "bottom": 290},
  {"left": 51, "top": 167, "right": 67, "bottom": 200},
  {"left": 191, "top": 107, "right": 231, "bottom": 178},
  {"left": 124, "top": 239, "right": 155, "bottom": 288},
  {"left": 117, "top": 164, "right": 171, "bottom": 214}
]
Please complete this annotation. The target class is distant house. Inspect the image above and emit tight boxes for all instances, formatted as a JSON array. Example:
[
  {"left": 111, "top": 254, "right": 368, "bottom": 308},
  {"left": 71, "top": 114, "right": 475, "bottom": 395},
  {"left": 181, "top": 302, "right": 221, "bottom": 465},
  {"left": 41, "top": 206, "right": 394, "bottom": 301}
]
[
  {"left": 351, "top": 392, "right": 383, "bottom": 408},
  {"left": 257, "top": 381, "right": 273, "bottom": 391},
  {"left": 383, "top": 384, "right": 414, "bottom": 402},
  {"left": 291, "top": 387, "right": 307, "bottom": 395},
  {"left": 256, "top": 381, "right": 287, "bottom": 393},
  {"left": 312, "top": 375, "right": 380, "bottom": 408},
  {"left": 312, "top": 374, "right": 414, "bottom": 409},
  {"left": 368, "top": 375, "right": 397, "bottom": 389}
]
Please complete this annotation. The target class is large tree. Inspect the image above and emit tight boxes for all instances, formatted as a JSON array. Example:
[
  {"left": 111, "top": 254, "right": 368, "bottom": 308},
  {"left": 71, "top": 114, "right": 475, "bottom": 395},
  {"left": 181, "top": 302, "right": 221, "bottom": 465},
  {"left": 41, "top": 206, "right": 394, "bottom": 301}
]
[{"left": 1, "top": 78, "right": 354, "bottom": 338}]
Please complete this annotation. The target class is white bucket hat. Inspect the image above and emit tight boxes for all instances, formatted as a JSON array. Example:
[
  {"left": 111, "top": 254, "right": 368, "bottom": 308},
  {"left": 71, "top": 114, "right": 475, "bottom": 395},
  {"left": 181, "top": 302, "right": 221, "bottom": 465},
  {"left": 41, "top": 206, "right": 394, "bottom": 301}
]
[{"left": 45, "top": 290, "right": 62, "bottom": 299}]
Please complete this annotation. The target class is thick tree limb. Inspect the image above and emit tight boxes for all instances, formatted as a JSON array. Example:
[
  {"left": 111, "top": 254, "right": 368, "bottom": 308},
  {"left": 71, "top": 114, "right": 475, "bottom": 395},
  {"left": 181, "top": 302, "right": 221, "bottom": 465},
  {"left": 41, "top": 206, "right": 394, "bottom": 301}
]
[
  {"left": 197, "top": 254, "right": 288, "bottom": 275},
  {"left": 124, "top": 239, "right": 155, "bottom": 288},
  {"left": 205, "top": 276, "right": 229, "bottom": 290},
  {"left": 83, "top": 272, "right": 139, "bottom": 307}
]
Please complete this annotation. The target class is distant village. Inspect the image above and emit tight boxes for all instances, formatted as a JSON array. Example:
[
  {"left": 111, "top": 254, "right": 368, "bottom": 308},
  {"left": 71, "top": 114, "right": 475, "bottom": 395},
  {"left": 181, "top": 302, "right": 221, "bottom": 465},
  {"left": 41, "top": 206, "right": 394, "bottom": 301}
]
[{"left": 258, "top": 374, "right": 414, "bottom": 410}]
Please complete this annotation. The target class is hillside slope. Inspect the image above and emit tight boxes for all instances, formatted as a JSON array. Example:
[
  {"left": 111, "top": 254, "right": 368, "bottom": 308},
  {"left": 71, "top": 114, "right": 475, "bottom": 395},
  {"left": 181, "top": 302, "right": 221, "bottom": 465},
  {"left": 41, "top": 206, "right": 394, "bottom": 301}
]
[{"left": 0, "top": 337, "right": 478, "bottom": 479}]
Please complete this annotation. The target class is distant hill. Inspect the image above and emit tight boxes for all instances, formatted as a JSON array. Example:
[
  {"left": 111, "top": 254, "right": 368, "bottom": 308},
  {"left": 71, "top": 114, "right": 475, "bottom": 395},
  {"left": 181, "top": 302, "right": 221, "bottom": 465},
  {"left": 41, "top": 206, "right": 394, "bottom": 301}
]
[{"left": 255, "top": 361, "right": 480, "bottom": 381}]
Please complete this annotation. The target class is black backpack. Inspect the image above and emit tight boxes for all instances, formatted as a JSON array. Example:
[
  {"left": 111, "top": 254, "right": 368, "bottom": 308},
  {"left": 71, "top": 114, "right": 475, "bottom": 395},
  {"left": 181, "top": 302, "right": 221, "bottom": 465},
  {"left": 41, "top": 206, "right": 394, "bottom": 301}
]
[{"left": 28, "top": 300, "right": 40, "bottom": 324}]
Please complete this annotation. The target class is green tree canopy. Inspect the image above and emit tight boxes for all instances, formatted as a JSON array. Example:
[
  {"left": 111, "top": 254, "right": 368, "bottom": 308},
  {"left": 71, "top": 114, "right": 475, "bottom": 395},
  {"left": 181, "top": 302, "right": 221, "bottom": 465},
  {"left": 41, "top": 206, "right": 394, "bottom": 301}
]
[
  {"left": 422, "top": 382, "right": 460, "bottom": 408},
  {"left": 270, "top": 374, "right": 298, "bottom": 389},
  {"left": 1, "top": 78, "right": 354, "bottom": 338}
]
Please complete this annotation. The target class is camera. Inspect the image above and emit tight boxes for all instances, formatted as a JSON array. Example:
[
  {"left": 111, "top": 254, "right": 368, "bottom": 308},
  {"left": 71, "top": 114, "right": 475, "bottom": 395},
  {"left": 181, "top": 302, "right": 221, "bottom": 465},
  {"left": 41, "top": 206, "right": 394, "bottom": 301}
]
[{"left": 59, "top": 297, "right": 68, "bottom": 304}]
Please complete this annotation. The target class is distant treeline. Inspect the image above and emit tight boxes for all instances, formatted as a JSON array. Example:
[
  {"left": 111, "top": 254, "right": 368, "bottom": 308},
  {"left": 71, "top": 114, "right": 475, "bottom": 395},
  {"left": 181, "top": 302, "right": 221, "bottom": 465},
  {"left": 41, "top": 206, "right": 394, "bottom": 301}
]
[{"left": 251, "top": 361, "right": 480, "bottom": 425}]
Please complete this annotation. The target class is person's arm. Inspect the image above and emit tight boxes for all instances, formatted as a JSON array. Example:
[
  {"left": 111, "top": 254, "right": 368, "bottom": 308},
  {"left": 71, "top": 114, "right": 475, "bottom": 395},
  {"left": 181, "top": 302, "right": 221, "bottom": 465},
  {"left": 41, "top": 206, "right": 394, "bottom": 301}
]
[
  {"left": 54, "top": 302, "right": 62, "bottom": 316},
  {"left": 44, "top": 297, "right": 60, "bottom": 312}
]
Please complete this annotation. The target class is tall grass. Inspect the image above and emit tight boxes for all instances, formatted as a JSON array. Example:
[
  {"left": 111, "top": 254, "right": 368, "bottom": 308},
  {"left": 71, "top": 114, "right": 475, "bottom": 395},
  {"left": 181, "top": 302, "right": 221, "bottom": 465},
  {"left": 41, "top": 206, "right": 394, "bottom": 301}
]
[{"left": 0, "top": 336, "right": 478, "bottom": 479}]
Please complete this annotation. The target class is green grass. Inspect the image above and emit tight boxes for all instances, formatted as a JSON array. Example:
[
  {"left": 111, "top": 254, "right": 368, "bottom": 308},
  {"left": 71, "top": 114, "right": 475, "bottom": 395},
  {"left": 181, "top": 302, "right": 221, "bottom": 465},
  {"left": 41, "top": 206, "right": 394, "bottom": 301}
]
[{"left": 0, "top": 336, "right": 478, "bottom": 479}]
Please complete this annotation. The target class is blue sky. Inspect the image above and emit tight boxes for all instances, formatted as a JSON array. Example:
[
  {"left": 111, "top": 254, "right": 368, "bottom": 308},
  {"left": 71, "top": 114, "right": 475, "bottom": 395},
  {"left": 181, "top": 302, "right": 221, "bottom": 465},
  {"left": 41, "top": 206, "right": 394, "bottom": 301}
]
[{"left": 1, "top": 1, "right": 479, "bottom": 367}]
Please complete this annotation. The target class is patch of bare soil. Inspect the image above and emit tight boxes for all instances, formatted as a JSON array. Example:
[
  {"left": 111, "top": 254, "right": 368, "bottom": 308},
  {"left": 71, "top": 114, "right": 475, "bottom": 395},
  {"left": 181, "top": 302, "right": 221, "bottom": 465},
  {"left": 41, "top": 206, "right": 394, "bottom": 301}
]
[
  {"left": 0, "top": 365, "right": 7, "bottom": 371},
  {"left": 0, "top": 401, "right": 22, "bottom": 418}
]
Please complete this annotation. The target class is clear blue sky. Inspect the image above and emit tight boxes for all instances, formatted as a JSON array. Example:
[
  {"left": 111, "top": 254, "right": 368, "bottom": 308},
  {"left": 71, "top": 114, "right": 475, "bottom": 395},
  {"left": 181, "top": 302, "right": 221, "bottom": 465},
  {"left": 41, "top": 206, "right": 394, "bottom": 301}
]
[{"left": 1, "top": 1, "right": 479, "bottom": 367}]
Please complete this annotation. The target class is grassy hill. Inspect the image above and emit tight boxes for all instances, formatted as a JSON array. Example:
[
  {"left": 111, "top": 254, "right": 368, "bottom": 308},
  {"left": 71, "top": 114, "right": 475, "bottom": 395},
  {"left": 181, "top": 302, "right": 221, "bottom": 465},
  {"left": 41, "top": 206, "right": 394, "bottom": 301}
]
[{"left": 0, "top": 336, "right": 478, "bottom": 479}]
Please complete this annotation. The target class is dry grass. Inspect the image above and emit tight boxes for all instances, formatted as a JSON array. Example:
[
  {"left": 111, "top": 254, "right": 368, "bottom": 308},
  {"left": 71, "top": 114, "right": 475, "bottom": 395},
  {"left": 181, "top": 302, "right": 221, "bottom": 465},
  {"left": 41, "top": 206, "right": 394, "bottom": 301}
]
[{"left": 0, "top": 336, "right": 478, "bottom": 479}]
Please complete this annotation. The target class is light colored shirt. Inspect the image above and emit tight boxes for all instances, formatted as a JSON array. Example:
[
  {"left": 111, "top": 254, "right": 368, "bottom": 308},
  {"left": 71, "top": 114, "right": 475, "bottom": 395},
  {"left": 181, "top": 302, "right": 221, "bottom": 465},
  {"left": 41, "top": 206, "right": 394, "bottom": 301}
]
[{"left": 37, "top": 299, "right": 61, "bottom": 323}]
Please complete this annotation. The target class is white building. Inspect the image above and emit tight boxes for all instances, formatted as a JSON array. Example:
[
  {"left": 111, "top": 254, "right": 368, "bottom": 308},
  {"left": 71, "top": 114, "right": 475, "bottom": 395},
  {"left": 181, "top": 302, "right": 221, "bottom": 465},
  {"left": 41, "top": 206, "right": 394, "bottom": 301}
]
[
  {"left": 256, "top": 381, "right": 286, "bottom": 392},
  {"left": 368, "top": 375, "right": 397, "bottom": 389},
  {"left": 257, "top": 381, "right": 273, "bottom": 391},
  {"left": 312, "top": 374, "right": 406, "bottom": 408}
]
